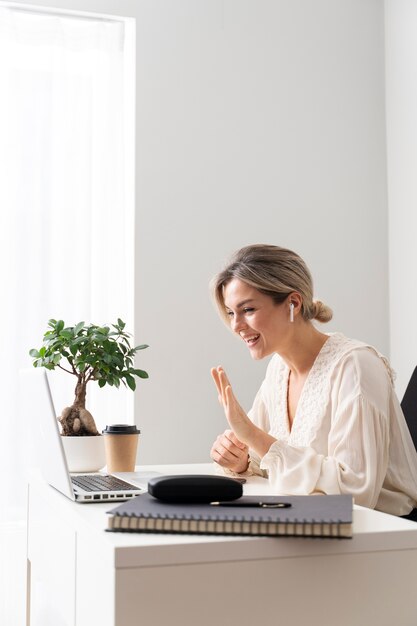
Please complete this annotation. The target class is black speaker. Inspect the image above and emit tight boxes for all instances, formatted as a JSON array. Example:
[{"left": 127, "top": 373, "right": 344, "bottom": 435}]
[{"left": 147, "top": 474, "right": 243, "bottom": 503}]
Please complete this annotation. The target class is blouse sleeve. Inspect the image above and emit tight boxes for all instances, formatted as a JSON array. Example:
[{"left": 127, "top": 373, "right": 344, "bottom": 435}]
[{"left": 260, "top": 349, "right": 391, "bottom": 508}]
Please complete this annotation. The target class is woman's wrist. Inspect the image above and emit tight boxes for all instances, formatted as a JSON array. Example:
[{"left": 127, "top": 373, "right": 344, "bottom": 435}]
[
  {"left": 246, "top": 425, "right": 276, "bottom": 459},
  {"left": 238, "top": 453, "right": 250, "bottom": 473}
]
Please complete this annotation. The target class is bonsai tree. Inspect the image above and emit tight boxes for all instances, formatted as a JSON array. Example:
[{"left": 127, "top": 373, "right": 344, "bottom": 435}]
[{"left": 29, "top": 318, "right": 149, "bottom": 436}]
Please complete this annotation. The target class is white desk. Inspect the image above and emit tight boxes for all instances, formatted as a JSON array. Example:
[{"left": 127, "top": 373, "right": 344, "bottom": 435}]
[{"left": 27, "top": 463, "right": 417, "bottom": 626}]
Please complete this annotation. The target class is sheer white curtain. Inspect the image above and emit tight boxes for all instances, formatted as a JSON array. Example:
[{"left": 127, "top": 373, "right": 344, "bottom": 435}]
[{"left": 0, "top": 6, "right": 134, "bottom": 624}]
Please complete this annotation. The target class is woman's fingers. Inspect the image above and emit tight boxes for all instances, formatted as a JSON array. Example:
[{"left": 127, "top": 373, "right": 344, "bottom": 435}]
[
  {"left": 211, "top": 440, "right": 238, "bottom": 466},
  {"left": 224, "top": 429, "right": 247, "bottom": 450},
  {"left": 212, "top": 431, "right": 245, "bottom": 458},
  {"left": 211, "top": 367, "right": 253, "bottom": 446},
  {"left": 218, "top": 367, "right": 232, "bottom": 391},
  {"left": 211, "top": 367, "right": 223, "bottom": 404},
  {"left": 211, "top": 366, "right": 231, "bottom": 406},
  {"left": 211, "top": 366, "right": 221, "bottom": 390},
  {"left": 224, "top": 383, "right": 234, "bottom": 407},
  {"left": 210, "top": 430, "right": 249, "bottom": 473}
]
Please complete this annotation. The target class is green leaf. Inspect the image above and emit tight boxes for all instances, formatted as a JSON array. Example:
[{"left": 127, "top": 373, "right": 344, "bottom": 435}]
[
  {"left": 92, "top": 333, "right": 107, "bottom": 343},
  {"left": 134, "top": 344, "right": 149, "bottom": 351},
  {"left": 33, "top": 318, "right": 149, "bottom": 391},
  {"left": 125, "top": 374, "right": 136, "bottom": 391},
  {"left": 72, "top": 336, "right": 86, "bottom": 345},
  {"left": 74, "top": 322, "right": 85, "bottom": 335},
  {"left": 133, "top": 369, "right": 149, "bottom": 379}
]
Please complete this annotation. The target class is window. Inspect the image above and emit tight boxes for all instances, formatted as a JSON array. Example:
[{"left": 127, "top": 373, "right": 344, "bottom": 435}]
[{"left": 0, "top": 6, "right": 135, "bottom": 623}]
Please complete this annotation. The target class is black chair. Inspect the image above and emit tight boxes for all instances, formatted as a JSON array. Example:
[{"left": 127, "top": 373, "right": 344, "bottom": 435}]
[
  {"left": 399, "top": 368, "right": 417, "bottom": 521},
  {"left": 401, "top": 366, "right": 417, "bottom": 453}
]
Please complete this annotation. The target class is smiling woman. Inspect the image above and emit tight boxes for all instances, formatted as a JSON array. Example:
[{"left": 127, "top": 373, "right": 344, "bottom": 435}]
[
  {"left": 223, "top": 279, "right": 302, "bottom": 360},
  {"left": 212, "top": 244, "right": 333, "bottom": 326},
  {"left": 209, "top": 244, "right": 417, "bottom": 519}
]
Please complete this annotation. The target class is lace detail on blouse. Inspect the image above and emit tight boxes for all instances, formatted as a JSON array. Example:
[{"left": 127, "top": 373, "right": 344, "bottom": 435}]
[{"left": 264, "top": 333, "right": 367, "bottom": 447}]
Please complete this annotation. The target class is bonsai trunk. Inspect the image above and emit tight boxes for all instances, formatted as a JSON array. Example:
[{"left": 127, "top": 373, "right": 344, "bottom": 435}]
[{"left": 58, "top": 376, "right": 100, "bottom": 436}]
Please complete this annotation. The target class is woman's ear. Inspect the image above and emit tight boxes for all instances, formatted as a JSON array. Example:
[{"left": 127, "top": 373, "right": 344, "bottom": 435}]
[{"left": 288, "top": 292, "right": 303, "bottom": 320}]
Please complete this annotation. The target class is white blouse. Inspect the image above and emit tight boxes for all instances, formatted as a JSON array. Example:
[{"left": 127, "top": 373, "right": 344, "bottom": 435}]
[{"left": 236, "top": 333, "right": 417, "bottom": 516}]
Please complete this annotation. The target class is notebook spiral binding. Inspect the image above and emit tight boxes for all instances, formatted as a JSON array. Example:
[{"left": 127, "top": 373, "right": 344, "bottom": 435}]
[{"left": 109, "top": 511, "right": 347, "bottom": 538}]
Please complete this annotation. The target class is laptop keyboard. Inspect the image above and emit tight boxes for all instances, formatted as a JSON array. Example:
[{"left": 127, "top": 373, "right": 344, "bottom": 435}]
[{"left": 71, "top": 474, "right": 139, "bottom": 492}]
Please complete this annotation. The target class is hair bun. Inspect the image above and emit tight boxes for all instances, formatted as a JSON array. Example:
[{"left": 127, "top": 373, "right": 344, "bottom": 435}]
[{"left": 312, "top": 300, "right": 333, "bottom": 323}]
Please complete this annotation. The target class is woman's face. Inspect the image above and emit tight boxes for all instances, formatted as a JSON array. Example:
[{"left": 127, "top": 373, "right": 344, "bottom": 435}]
[{"left": 223, "top": 278, "right": 290, "bottom": 360}]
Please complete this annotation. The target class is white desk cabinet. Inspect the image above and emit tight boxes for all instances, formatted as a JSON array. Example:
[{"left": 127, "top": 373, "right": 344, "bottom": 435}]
[{"left": 27, "top": 464, "right": 417, "bottom": 626}]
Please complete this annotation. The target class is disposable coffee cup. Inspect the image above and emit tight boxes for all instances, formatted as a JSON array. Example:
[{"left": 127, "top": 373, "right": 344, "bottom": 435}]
[{"left": 102, "top": 424, "right": 140, "bottom": 473}]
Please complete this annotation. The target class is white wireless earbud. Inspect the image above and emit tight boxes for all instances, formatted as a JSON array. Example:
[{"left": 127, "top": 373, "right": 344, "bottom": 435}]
[{"left": 289, "top": 302, "right": 294, "bottom": 323}]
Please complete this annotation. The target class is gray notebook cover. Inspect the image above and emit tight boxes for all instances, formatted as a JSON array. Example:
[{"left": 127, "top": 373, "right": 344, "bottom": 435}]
[{"left": 107, "top": 493, "right": 353, "bottom": 537}]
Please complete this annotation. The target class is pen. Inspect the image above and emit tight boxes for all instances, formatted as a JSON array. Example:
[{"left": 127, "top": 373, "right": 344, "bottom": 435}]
[{"left": 210, "top": 501, "right": 292, "bottom": 509}]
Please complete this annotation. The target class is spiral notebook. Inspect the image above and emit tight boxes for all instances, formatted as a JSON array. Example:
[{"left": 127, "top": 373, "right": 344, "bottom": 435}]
[{"left": 106, "top": 493, "right": 353, "bottom": 538}]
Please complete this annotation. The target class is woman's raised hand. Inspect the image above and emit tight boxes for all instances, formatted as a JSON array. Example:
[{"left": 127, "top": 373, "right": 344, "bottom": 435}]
[
  {"left": 211, "top": 366, "right": 277, "bottom": 463},
  {"left": 211, "top": 366, "right": 255, "bottom": 446}
]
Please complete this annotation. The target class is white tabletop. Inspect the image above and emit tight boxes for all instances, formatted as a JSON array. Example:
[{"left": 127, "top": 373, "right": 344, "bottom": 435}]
[{"left": 29, "top": 462, "right": 417, "bottom": 569}]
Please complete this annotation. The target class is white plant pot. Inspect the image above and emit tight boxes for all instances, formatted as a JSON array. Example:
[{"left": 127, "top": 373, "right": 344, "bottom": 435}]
[{"left": 61, "top": 435, "right": 106, "bottom": 473}]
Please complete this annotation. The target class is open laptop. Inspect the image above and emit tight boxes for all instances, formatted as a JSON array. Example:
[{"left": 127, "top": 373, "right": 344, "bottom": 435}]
[{"left": 24, "top": 368, "right": 146, "bottom": 503}]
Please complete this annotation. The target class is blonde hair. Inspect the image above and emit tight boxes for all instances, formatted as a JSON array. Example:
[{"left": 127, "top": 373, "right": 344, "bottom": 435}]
[{"left": 211, "top": 244, "right": 333, "bottom": 324}]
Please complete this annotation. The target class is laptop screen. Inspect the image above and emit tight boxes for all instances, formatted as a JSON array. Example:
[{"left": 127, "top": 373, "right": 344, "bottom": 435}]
[{"left": 20, "top": 368, "right": 75, "bottom": 500}]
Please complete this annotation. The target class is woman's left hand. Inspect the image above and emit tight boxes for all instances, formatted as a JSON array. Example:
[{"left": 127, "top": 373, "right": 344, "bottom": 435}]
[
  {"left": 211, "top": 366, "right": 256, "bottom": 445},
  {"left": 211, "top": 366, "right": 278, "bottom": 458}
]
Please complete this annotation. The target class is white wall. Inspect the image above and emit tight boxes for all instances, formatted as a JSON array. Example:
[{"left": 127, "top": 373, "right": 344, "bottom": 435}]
[
  {"left": 385, "top": 0, "right": 417, "bottom": 398},
  {"left": 6, "top": 0, "right": 389, "bottom": 464},
  {"left": 134, "top": 0, "right": 389, "bottom": 464}
]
